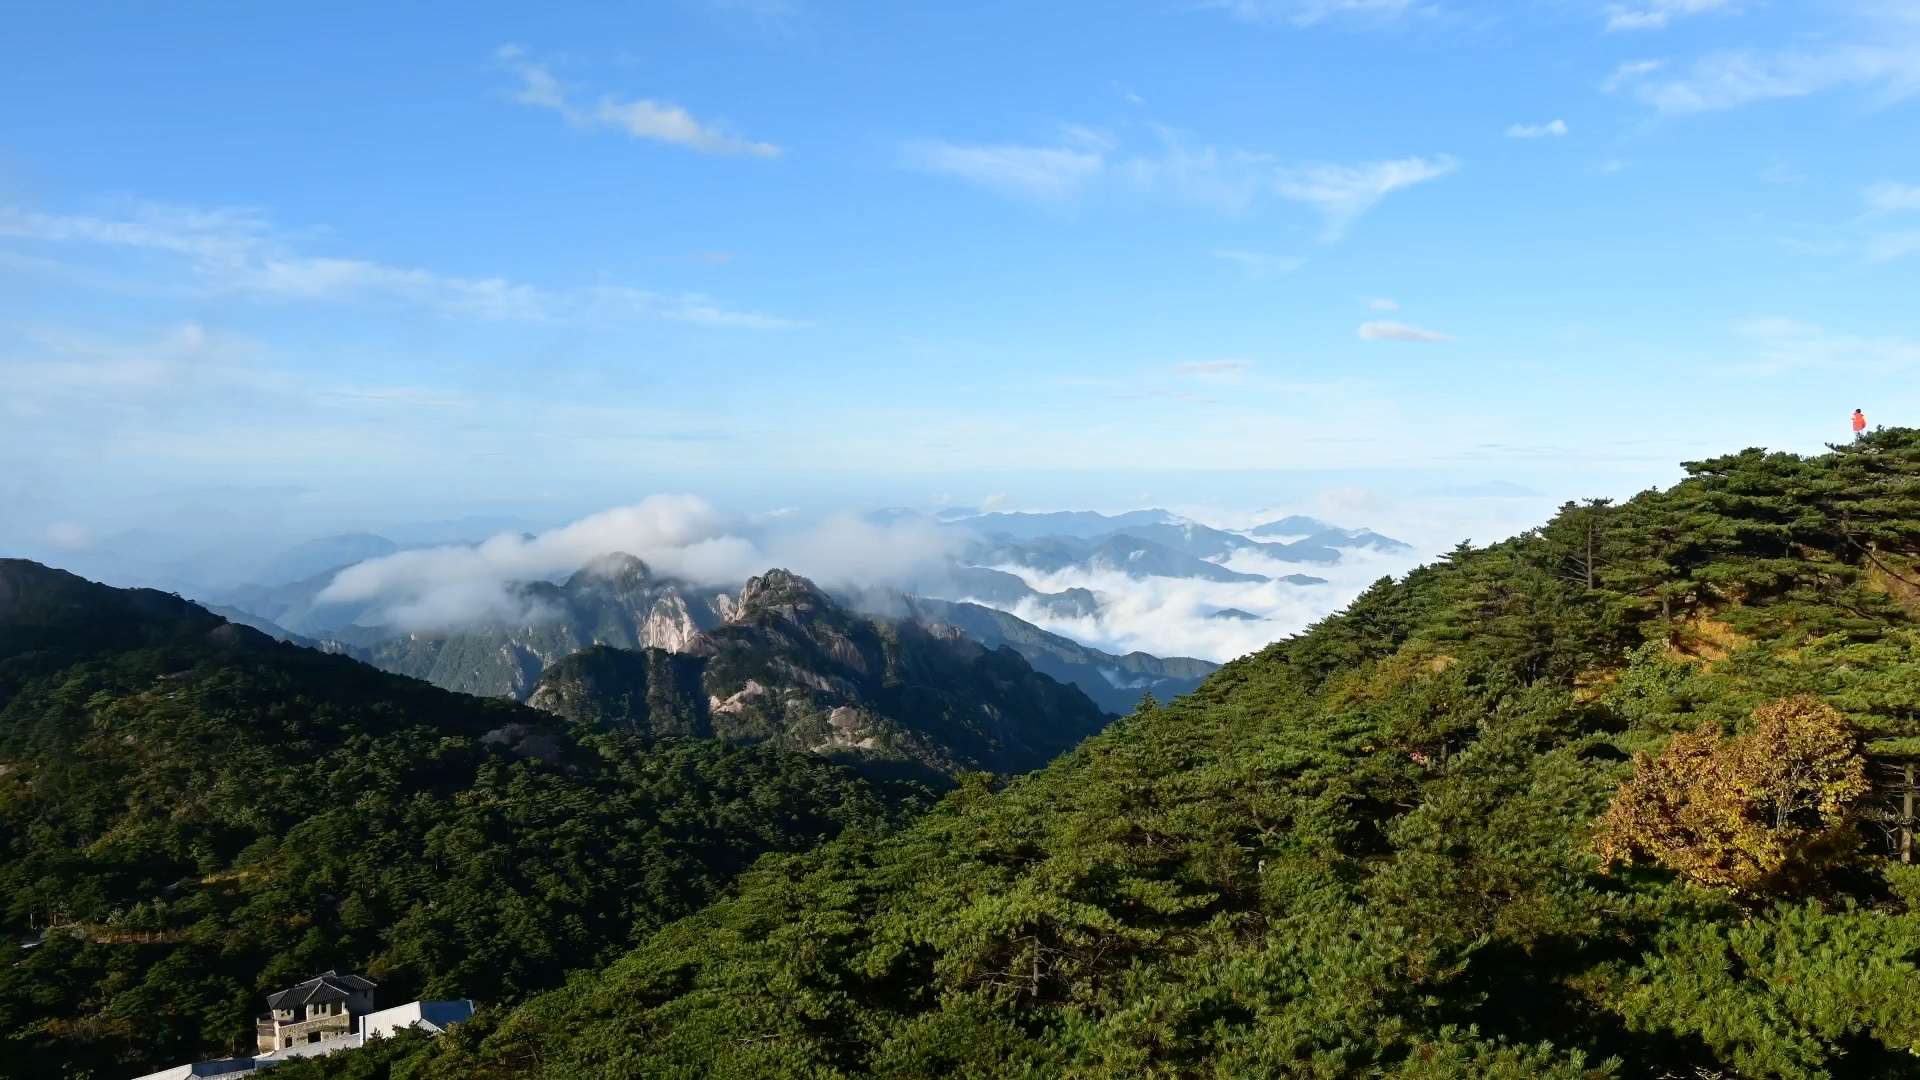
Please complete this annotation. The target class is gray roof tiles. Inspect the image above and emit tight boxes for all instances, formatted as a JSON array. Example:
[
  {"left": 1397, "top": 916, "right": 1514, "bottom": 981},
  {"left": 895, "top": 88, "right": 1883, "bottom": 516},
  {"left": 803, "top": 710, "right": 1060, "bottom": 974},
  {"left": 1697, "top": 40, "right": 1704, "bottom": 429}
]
[{"left": 264, "top": 971, "right": 377, "bottom": 1011}]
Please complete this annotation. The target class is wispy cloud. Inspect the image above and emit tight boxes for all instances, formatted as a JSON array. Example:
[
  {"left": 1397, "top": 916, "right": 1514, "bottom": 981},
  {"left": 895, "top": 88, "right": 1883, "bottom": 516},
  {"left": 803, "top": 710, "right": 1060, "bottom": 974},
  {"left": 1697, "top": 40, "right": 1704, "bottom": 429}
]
[
  {"left": 1367, "top": 297, "right": 1399, "bottom": 310},
  {"left": 5, "top": 321, "right": 279, "bottom": 401},
  {"left": 1601, "top": 59, "right": 1664, "bottom": 92},
  {"left": 1358, "top": 320, "right": 1453, "bottom": 342},
  {"left": 1865, "top": 232, "right": 1920, "bottom": 263},
  {"left": 1737, "top": 318, "right": 1920, "bottom": 373},
  {"left": 901, "top": 141, "right": 1105, "bottom": 202},
  {"left": 905, "top": 130, "right": 1454, "bottom": 236},
  {"left": 1172, "top": 359, "right": 1251, "bottom": 374},
  {"left": 1506, "top": 119, "right": 1568, "bottom": 138},
  {"left": 1603, "top": 0, "right": 1738, "bottom": 33},
  {"left": 1605, "top": 40, "right": 1920, "bottom": 114},
  {"left": 0, "top": 202, "right": 805, "bottom": 328},
  {"left": 1204, "top": 0, "right": 1423, "bottom": 28},
  {"left": 1865, "top": 181, "right": 1920, "bottom": 214},
  {"left": 498, "top": 46, "right": 781, "bottom": 157},
  {"left": 1274, "top": 156, "right": 1458, "bottom": 239},
  {"left": 1212, "top": 249, "right": 1306, "bottom": 275}
]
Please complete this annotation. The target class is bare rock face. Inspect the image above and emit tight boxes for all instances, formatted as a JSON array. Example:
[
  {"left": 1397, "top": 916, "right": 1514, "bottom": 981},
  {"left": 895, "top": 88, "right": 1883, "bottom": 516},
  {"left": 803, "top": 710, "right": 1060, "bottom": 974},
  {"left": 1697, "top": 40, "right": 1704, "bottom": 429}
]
[
  {"left": 710, "top": 679, "right": 769, "bottom": 717},
  {"left": 642, "top": 595, "right": 701, "bottom": 653}
]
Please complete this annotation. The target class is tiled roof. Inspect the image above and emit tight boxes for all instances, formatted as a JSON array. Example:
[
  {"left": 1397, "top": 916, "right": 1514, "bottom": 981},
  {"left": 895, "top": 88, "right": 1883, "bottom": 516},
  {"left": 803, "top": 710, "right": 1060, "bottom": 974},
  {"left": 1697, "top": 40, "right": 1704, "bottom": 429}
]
[{"left": 265, "top": 970, "right": 377, "bottom": 1010}]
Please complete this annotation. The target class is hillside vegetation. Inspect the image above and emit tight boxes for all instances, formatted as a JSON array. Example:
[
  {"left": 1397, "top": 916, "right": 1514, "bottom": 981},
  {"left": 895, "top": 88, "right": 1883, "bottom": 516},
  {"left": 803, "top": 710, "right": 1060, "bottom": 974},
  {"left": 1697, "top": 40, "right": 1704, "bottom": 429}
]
[
  {"left": 0, "top": 562, "right": 903, "bottom": 1080},
  {"left": 314, "top": 430, "right": 1920, "bottom": 1079}
]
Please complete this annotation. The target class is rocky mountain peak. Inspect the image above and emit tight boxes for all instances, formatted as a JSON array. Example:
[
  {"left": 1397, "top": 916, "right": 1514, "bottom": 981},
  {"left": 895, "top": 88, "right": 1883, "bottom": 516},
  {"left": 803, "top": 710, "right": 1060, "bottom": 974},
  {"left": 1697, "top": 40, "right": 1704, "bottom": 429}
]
[
  {"left": 730, "top": 568, "right": 832, "bottom": 625},
  {"left": 567, "top": 552, "right": 651, "bottom": 592}
]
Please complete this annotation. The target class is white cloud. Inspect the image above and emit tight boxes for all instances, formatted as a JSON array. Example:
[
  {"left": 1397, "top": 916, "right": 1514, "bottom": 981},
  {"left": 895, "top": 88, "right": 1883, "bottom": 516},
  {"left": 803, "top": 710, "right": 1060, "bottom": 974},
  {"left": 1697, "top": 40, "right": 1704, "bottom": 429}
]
[
  {"left": 1172, "top": 359, "right": 1251, "bottom": 374},
  {"left": 1866, "top": 232, "right": 1920, "bottom": 262},
  {"left": 905, "top": 130, "right": 1451, "bottom": 235},
  {"left": 901, "top": 141, "right": 1105, "bottom": 202},
  {"left": 1318, "top": 486, "right": 1385, "bottom": 513},
  {"left": 0, "top": 202, "right": 803, "bottom": 328},
  {"left": 1274, "top": 156, "right": 1458, "bottom": 239},
  {"left": 1358, "top": 320, "right": 1453, "bottom": 341},
  {"left": 1865, "top": 181, "right": 1920, "bottom": 214},
  {"left": 1604, "top": 0, "right": 1738, "bottom": 33},
  {"left": 1367, "top": 297, "right": 1399, "bottom": 310},
  {"left": 989, "top": 532, "right": 1424, "bottom": 663},
  {"left": 498, "top": 47, "right": 781, "bottom": 157},
  {"left": 5, "top": 321, "right": 278, "bottom": 401},
  {"left": 1205, "top": 0, "right": 1422, "bottom": 28},
  {"left": 593, "top": 99, "right": 782, "bottom": 157},
  {"left": 40, "top": 522, "right": 94, "bottom": 551},
  {"left": 1608, "top": 43, "right": 1920, "bottom": 115},
  {"left": 1737, "top": 318, "right": 1920, "bottom": 373},
  {"left": 319, "top": 496, "right": 965, "bottom": 629},
  {"left": 1601, "top": 59, "right": 1664, "bottom": 92},
  {"left": 979, "top": 493, "right": 1012, "bottom": 510},
  {"left": 1506, "top": 119, "right": 1568, "bottom": 138},
  {"left": 1212, "top": 249, "right": 1306, "bottom": 275}
]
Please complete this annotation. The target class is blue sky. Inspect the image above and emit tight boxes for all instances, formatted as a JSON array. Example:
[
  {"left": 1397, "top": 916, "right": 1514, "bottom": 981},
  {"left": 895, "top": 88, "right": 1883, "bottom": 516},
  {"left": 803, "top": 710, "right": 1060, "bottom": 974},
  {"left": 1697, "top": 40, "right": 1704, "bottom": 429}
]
[{"left": 4, "top": 0, "right": 1920, "bottom": 555}]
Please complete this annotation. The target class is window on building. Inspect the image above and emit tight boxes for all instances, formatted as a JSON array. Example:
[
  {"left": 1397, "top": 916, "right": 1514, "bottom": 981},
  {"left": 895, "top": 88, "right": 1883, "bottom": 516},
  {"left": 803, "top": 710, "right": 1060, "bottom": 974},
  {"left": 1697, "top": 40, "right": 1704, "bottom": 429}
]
[
  {"left": 284, "top": 1038, "right": 293, "bottom": 1048},
  {"left": 308, "top": 1031, "right": 322, "bottom": 1043}
]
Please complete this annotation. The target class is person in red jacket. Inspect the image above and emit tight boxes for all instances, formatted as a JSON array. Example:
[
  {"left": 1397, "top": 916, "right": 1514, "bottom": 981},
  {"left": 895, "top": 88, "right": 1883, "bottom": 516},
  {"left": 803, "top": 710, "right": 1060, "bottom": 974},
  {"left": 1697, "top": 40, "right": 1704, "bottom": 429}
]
[{"left": 1854, "top": 409, "right": 1868, "bottom": 437}]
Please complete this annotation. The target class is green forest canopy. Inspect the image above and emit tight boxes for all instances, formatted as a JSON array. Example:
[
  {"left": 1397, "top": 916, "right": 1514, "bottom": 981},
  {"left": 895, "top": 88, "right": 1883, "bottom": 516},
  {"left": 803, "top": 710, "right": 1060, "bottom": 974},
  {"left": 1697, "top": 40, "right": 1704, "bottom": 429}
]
[
  {"left": 303, "top": 430, "right": 1920, "bottom": 1080},
  {"left": 0, "top": 564, "right": 911, "bottom": 1080}
]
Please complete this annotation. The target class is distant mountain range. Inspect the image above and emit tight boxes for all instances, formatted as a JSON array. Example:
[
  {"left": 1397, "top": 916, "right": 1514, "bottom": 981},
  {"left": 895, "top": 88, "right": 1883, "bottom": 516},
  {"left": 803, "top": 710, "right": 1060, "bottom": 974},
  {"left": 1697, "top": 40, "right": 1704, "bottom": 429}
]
[
  {"left": 932, "top": 508, "right": 1407, "bottom": 587},
  {"left": 209, "top": 554, "right": 1220, "bottom": 721},
  {"left": 180, "top": 506, "right": 1402, "bottom": 710}
]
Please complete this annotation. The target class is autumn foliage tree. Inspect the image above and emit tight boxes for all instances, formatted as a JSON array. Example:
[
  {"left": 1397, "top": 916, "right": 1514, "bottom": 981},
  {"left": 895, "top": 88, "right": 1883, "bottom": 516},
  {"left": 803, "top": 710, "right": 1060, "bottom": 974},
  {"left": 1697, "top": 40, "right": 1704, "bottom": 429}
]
[{"left": 1593, "top": 696, "right": 1871, "bottom": 893}]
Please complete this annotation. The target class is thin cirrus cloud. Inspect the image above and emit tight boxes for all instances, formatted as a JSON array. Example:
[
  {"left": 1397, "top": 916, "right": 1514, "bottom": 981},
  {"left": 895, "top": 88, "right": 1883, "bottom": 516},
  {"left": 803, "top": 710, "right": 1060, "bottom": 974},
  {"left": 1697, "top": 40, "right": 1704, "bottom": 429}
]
[
  {"left": 1865, "top": 182, "right": 1920, "bottom": 214},
  {"left": 1203, "top": 0, "right": 1422, "bottom": 28},
  {"left": 1603, "top": 35, "right": 1920, "bottom": 114},
  {"left": 1506, "top": 119, "right": 1568, "bottom": 138},
  {"left": 0, "top": 203, "right": 805, "bottom": 328},
  {"left": 1737, "top": 317, "right": 1920, "bottom": 373},
  {"left": 1211, "top": 250, "right": 1306, "bottom": 275},
  {"left": 905, "top": 129, "right": 1457, "bottom": 241},
  {"left": 899, "top": 141, "right": 1104, "bottom": 202},
  {"left": 1274, "top": 156, "right": 1459, "bottom": 239},
  {"left": 1358, "top": 321, "right": 1453, "bottom": 342},
  {"left": 1171, "top": 359, "right": 1251, "bottom": 374},
  {"left": 1603, "top": 0, "right": 1738, "bottom": 33},
  {"left": 497, "top": 46, "right": 781, "bottom": 158}
]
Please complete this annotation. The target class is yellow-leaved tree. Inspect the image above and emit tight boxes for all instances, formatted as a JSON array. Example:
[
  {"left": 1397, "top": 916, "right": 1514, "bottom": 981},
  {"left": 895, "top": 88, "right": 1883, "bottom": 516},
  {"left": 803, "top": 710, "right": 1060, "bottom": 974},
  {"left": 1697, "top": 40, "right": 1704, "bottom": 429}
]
[{"left": 1592, "top": 696, "right": 1871, "bottom": 894}]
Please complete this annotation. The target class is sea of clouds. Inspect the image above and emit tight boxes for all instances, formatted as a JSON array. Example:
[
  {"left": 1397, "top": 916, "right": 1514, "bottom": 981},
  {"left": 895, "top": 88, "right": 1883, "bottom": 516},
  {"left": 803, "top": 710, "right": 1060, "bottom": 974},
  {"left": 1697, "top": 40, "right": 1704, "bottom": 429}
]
[{"left": 317, "top": 489, "right": 1557, "bottom": 663}]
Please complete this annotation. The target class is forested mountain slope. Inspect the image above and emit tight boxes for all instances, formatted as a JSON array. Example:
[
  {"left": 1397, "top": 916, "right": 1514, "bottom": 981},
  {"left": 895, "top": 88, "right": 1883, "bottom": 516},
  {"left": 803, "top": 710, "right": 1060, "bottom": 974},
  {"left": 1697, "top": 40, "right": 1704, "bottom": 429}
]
[
  {"left": 0, "top": 561, "right": 902, "bottom": 1080},
  {"left": 315, "top": 431, "right": 1920, "bottom": 1079},
  {"left": 860, "top": 591, "right": 1217, "bottom": 714}
]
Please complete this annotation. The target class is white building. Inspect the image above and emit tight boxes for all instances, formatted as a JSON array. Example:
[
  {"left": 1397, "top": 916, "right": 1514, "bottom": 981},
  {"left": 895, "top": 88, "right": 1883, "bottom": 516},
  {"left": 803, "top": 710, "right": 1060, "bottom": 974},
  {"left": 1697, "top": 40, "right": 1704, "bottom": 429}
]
[{"left": 129, "top": 972, "right": 473, "bottom": 1080}]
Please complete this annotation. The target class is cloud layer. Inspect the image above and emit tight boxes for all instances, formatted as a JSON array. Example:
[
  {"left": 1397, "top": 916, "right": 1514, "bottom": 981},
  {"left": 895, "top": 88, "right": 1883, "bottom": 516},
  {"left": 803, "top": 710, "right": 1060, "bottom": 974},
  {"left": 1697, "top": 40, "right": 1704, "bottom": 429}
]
[
  {"left": 1506, "top": 119, "right": 1568, "bottom": 138},
  {"left": 0, "top": 203, "right": 802, "bottom": 327},
  {"left": 1274, "top": 156, "right": 1459, "bottom": 239},
  {"left": 320, "top": 495, "right": 964, "bottom": 629},
  {"left": 1358, "top": 320, "right": 1453, "bottom": 341},
  {"left": 1206, "top": 0, "right": 1422, "bottom": 28},
  {"left": 1605, "top": 39, "right": 1920, "bottom": 115},
  {"left": 906, "top": 130, "right": 1455, "bottom": 239},
  {"left": 499, "top": 47, "right": 782, "bottom": 157}
]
